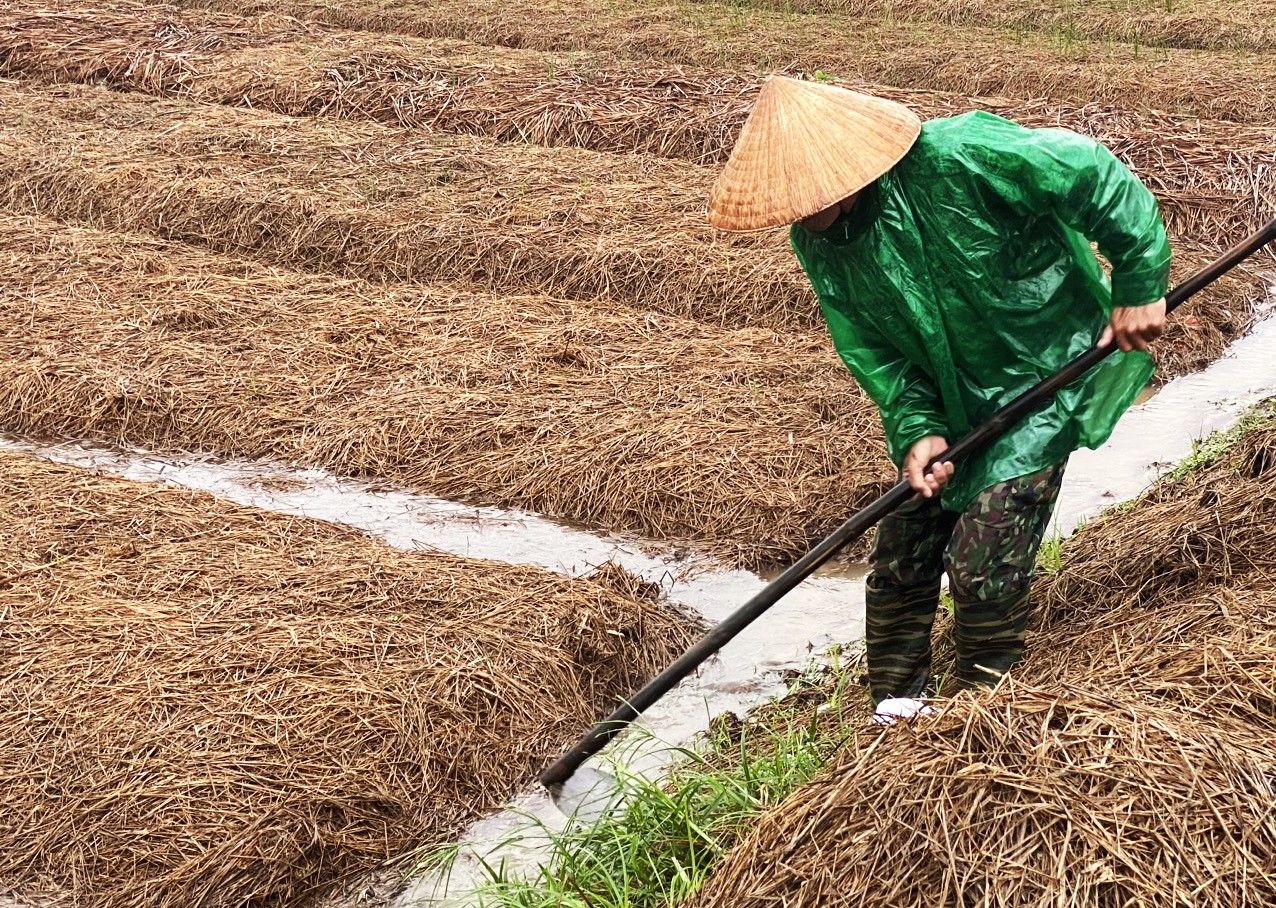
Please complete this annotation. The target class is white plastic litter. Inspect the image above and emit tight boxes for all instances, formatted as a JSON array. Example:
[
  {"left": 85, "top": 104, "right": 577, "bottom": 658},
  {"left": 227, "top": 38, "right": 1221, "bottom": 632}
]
[{"left": 872, "top": 697, "right": 940, "bottom": 726}]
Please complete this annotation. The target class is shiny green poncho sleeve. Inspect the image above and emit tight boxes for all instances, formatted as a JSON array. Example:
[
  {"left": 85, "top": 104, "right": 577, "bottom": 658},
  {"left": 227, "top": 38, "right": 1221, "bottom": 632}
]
[
  {"left": 955, "top": 114, "right": 1171, "bottom": 311},
  {"left": 791, "top": 112, "right": 1171, "bottom": 508}
]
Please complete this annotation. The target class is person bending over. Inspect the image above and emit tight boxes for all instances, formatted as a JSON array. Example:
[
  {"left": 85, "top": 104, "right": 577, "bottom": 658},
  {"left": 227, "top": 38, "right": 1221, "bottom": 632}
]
[{"left": 707, "top": 76, "right": 1169, "bottom": 715}]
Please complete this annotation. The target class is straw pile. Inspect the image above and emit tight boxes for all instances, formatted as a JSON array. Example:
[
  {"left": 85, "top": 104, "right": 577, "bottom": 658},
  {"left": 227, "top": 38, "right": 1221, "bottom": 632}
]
[
  {"left": 0, "top": 77, "right": 1265, "bottom": 369},
  {"left": 185, "top": 0, "right": 1276, "bottom": 124},
  {"left": 1034, "top": 415, "right": 1276, "bottom": 630},
  {"left": 694, "top": 0, "right": 1276, "bottom": 53},
  {"left": 0, "top": 449, "right": 698, "bottom": 908},
  {"left": 0, "top": 1, "right": 754, "bottom": 164},
  {"left": 0, "top": 79, "right": 808, "bottom": 331},
  {"left": 1021, "top": 416, "right": 1276, "bottom": 743},
  {"left": 688, "top": 682, "right": 1276, "bottom": 908},
  {"left": 4, "top": 2, "right": 1275, "bottom": 236},
  {"left": 687, "top": 412, "right": 1276, "bottom": 907},
  {"left": 0, "top": 212, "right": 891, "bottom": 569},
  {"left": 1027, "top": 583, "right": 1276, "bottom": 733}
]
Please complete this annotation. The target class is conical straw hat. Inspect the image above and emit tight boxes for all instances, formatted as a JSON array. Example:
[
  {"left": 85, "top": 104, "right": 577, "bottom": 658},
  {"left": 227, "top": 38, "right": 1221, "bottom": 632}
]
[{"left": 707, "top": 76, "right": 921, "bottom": 232}]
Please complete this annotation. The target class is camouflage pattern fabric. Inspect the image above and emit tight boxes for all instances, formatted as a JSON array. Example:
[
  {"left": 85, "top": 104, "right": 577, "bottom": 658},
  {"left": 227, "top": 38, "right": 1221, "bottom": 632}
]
[{"left": 865, "top": 462, "right": 1066, "bottom": 704}]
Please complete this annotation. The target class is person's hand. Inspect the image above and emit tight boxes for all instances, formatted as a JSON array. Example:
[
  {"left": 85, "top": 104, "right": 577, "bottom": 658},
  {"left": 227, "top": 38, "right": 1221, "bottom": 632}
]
[
  {"left": 904, "top": 435, "right": 953, "bottom": 499},
  {"left": 1099, "top": 298, "right": 1166, "bottom": 352}
]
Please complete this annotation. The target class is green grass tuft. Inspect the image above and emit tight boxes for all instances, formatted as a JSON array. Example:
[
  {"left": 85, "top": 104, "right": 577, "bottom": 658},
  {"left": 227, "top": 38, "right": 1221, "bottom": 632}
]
[
  {"left": 418, "top": 657, "right": 867, "bottom": 907},
  {"left": 1160, "top": 399, "right": 1276, "bottom": 485},
  {"left": 1036, "top": 534, "right": 1065, "bottom": 574}
]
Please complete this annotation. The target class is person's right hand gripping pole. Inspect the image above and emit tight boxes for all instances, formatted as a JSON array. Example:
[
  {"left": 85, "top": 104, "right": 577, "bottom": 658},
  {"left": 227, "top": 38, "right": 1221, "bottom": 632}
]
[{"left": 904, "top": 434, "right": 955, "bottom": 499}]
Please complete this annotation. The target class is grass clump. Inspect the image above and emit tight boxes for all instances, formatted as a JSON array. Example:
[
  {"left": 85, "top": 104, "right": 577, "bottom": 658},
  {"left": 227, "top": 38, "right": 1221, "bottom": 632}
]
[
  {"left": 422, "top": 652, "right": 871, "bottom": 908},
  {"left": 1035, "top": 534, "right": 1065, "bottom": 573},
  {"left": 1160, "top": 398, "right": 1276, "bottom": 484}
]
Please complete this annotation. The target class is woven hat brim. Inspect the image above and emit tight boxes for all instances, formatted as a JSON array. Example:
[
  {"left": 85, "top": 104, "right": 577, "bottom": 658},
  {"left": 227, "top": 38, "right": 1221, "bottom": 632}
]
[{"left": 707, "top": 77, "right": 921, "bottom": 232}]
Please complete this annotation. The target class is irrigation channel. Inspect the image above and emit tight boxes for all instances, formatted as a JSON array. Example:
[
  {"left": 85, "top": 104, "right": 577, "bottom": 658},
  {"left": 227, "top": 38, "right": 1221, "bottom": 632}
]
[{"left": 3, "top": 292, "right": 1274, "bottom": 907}]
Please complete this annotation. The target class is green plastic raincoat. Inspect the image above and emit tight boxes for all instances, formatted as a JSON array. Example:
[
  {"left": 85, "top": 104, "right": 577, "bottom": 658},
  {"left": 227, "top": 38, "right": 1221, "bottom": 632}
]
[{"left": 791, "top": 111, "right": 1172, "bottom": 510}]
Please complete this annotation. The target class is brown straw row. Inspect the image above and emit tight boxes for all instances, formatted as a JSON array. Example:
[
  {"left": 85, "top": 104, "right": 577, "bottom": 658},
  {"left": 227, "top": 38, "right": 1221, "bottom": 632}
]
[
  {"left": 0, "top": 212, "right": 893, "bottom": 570},
  {"left": 2, "top": 0, "right": 1273, "bottom": 236},
  {"left": 688, "top": 0, "right": 1276, "bottom": 53},
  {"left": 0, "top": 77, "right": 1265, "bottom": 356},
  {"left": 1027, "top": 415, "right": 1276, "bottom": 723},
  {"left": 0, "top": 2, "right": 752, "bottom": 164},
  {"left": 0, "top": 78, "right": 810, "bottom": 331},
  {"left": 689, "top": 681, "right": 1276, "bottom": 908},
  {"left": 1028, "top": 586, "right": 1276, "bottom": 732},
  {"left": 690, "top": 411, "right": 1276, "bottom": 907},
  {"left": 0, "top": 449, "right": 697, "bottom": 908},
  {"left": 180, "top": 0, "right": 1276, "bottom": 125},
  {"left": 1035, "top": 417, "right": 1276, "bottom": 629}
]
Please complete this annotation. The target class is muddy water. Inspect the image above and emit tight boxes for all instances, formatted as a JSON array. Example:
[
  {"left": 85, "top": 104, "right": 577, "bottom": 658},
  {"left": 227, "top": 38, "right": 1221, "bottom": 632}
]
[{"left": 3, "top": 286, "right": 1273, "bottom": 907}]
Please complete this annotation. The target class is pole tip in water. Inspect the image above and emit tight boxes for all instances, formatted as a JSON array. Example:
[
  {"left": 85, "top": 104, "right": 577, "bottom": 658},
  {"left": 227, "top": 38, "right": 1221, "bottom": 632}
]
[{"left": 544, "top": 765, "right": 626, "bottom": 824}]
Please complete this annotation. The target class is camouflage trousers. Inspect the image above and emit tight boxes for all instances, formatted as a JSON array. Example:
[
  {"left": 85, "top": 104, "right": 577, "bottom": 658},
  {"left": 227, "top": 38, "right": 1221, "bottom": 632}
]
[{"left": 865, "top": 462, "right": 1066, "bottom": 705}]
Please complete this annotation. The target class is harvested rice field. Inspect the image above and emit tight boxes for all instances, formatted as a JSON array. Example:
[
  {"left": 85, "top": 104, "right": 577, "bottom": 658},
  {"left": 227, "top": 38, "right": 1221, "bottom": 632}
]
[
  {"left": 0, "top": 79, "right": 809, "bottom": 331},
  {"left": 179, "top": 0, "right": 1276, "bottom": 123},
  {"left": 695, "top": 0, "right": 1276, "bottom": 53},
  {"left": 2, "top": 0, "right": 1275, "bottom": 906},
  {"left": 0, "top": 450, "right": 696, "bottom": 907},
  {"left": 0, "top": 74, "right": 1266, "bottom": 354},
  {"left": 2, "top": 5, "right": 1273, "bottom": 237}
]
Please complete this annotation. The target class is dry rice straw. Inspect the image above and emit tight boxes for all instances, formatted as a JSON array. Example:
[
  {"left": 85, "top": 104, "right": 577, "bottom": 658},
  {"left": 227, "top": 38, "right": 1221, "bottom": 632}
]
[
  {"left": 0, "top": 450, "right": 698, "bottom": 908},
  {"left": 0, "top": 212, "right": 891, "bottom": 569}
]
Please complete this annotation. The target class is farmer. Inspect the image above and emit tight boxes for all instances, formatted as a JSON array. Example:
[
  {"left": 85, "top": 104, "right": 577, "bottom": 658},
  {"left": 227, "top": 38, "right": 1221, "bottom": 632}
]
[{"left": 708, "top": 76, "right": 1170, "bottom": 718}]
